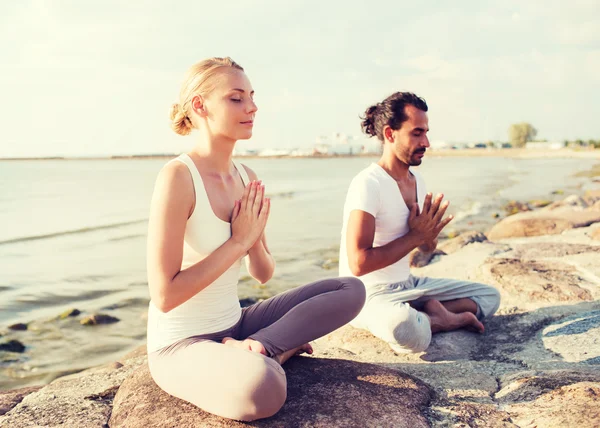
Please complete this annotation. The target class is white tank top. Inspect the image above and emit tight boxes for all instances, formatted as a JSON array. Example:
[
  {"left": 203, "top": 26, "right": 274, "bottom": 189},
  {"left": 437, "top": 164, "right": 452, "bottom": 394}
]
[{"left": 147, "top": 154, "right": 249, "bottom": 353}]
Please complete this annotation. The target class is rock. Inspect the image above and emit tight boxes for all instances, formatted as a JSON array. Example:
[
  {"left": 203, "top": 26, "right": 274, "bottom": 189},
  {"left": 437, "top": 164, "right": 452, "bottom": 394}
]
[
  {"left": 0, "top": 351, "right": 146, "bottom": 427},
  {"left": 57, "top": 308, "right": 81, "bottom": 319},
  {"left": 320, "top": 257, "right": 339, "bottom": 270},
  {"left": 510, "top": 242, "right": 600, "bottom": 260},
  {"left": 590, "top": 200, "right": 600, "bottom": 211},
  {"left": 487, "top": 208, "right": 600, "bottom": 240},
  {"left": 529, "top": 199, "right": 551, "bottom": 208},
  {"left": 80, "top": 314, "right": 120, "bottom": 326},
  {"left": 409, "top": 249, "right": 445, "bottom": 267},
  {"left": 591, "top": 227, "right": 600, "bottom": 241},
  {"left": 542, "top": 311, "right": 600, "bottom": 364},
  {"left": 0, "top": 340, "right": 26, "bottom": 353},
  {"left": 8, "top": 323, "right": 28, "bottom": 331},
  {"left": 110, "top": 358, "right": 433, "bottom": 428},
  {"left": 505, "top": 382, "right": 600, "bottom": 428},
  {"left": 0, "top": 386, "right": 43, "bottom": 415},
  {"left": 545, "top": 194, "right": 588, "bottom": 210},
  {"left": 584, "top": 189, "right": 600, "bottom": 206},
  {"left": 503, "top": 200, "right": 531, "bottom": 215},
  {"left": 437, "top": 231, "right": 488, "bottom": 254},
  {"left": 486, "top": 258, "right": 593, "bottom": 303}
]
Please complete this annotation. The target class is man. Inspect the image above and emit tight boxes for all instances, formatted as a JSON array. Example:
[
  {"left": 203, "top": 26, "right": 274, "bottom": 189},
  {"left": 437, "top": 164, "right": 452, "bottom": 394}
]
[{"left": 339, "top": 92, "right": 500, "bottom": 353}]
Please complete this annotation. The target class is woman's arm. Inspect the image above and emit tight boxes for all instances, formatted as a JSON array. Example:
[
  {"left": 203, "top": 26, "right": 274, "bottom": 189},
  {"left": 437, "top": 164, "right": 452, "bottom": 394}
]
[
  {"left": 242, "top": 165, "right": 275, "bottom": 284},
  {"left": 147, "top": 162, "right": 263, "bottom": 313}
]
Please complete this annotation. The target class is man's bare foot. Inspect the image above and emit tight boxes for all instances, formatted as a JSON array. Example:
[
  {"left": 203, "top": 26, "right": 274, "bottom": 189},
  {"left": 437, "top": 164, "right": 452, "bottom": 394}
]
[
  {"left": 222, "top": 337, "right": 268, "bottom": 355},
  {"left": 424, "top": 299, "right": 485, "bottom": 334},
  {"left": 273, "top": 343, "right": 313, "bottom": 366}
]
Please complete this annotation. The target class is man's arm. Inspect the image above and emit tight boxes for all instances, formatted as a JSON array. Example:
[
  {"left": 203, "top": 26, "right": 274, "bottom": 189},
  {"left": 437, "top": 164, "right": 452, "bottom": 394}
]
[
  {"left": 346, "top": 209, "right": 425, "bottom": 277},
  {"left": 346, "top": 193, "right": 452, "bottom": 277}
]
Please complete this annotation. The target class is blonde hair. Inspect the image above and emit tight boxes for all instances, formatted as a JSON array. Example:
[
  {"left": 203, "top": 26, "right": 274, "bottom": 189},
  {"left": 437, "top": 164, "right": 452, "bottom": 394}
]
[{"left": 169, "top": 57, "right": 244, "bottom": 136}]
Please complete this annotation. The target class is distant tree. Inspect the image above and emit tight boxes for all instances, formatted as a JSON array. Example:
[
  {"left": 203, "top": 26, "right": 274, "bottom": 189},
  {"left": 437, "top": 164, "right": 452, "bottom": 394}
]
[{"left": 508, "top": 123, "right": 537, "bottom": 147}]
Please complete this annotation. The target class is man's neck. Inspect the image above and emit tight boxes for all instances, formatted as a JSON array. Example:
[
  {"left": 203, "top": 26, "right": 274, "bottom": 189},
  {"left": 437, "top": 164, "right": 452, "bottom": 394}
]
[{"left": 377, "top": 153, "right": 411, "bottom": 182}]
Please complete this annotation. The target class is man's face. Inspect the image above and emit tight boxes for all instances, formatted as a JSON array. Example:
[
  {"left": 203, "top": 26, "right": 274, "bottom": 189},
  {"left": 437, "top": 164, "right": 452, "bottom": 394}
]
[{"left": 391, "top": 105, "right": 430, "bottom": 166}]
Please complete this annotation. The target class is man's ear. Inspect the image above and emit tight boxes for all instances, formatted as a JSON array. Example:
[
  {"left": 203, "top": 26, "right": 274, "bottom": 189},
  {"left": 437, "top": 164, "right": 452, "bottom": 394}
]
[{"left": 383, "top": 126, "right": 394, "bottom": 143}]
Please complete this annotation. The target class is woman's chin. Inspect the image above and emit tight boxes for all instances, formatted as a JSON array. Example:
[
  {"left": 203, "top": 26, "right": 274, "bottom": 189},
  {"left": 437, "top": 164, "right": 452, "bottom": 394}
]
[{"left": 236, "top": 131, "right": 253, "bottom": 140}]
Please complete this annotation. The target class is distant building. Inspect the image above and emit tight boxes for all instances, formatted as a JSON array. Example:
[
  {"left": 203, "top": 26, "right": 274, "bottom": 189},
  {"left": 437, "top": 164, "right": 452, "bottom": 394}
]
[{"left": 525, "top": 141, "right": 565, "bottom": 150}]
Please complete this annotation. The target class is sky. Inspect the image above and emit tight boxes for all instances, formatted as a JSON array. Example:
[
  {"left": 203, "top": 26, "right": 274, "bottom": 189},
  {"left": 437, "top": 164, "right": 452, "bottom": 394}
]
[{"left": 1, "top": 0, "right": 599, "bottom": 157}]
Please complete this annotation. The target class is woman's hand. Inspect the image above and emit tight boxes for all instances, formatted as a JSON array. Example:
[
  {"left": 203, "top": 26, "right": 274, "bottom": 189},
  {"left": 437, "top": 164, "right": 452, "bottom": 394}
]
[{"left": 230, "top": 180, "right": 270, "bottom": 251}]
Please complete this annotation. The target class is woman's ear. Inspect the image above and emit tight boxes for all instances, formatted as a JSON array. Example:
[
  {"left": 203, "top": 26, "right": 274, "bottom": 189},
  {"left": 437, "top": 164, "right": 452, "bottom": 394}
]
[{"left": 191, "top": 95, "right": 206, "bottom": 117}]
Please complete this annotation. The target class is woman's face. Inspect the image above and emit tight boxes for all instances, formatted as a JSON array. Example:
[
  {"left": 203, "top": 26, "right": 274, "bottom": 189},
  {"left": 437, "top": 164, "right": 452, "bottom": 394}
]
[{"left": 201, "top": 69, "right": 258, "bottom": 141}]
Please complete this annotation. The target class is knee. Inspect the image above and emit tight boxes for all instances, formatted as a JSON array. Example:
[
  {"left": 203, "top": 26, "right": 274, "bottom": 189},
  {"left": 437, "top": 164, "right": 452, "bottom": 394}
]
[
  {"left": 340, "top": 277, "right": 366, "bottom": 316},
  {"left": 366, "top": 304, "right": 431, "bottom": 352},
  {"left": 235, "top": 360, "right": 287, "bottom": 421},
  {"left": 391, "top": 310, "right": 432, "bottom": 353},
  {"left": 477, "top": 286, "right": 501, "bottom": 319}
]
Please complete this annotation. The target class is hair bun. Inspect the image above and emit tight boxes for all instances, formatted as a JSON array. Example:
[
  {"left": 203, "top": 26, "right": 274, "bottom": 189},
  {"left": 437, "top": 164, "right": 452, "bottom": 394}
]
[
  {"left": 361, "top": 104, "right": 378, "bottom": 137},
  {"left": 169, "top": 103, "right": 192, "bottom": 136}
]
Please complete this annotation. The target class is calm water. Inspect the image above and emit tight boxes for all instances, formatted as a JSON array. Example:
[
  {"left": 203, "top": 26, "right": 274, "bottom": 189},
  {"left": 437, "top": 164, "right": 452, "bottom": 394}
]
[{"left": 0, "top": 155, "right": 597, "bottom": 389}]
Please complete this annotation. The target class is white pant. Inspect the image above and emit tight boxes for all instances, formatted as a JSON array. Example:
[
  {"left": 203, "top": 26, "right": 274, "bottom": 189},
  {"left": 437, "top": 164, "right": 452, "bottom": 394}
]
[{"left": 351, "top": 275, "right": 501, "bottom": 353}]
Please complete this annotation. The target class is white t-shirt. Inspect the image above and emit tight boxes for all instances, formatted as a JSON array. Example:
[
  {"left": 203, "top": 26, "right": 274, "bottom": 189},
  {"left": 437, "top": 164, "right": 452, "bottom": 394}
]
[{"left": 339, "top": 163, "right": 426, "bottom": 290}]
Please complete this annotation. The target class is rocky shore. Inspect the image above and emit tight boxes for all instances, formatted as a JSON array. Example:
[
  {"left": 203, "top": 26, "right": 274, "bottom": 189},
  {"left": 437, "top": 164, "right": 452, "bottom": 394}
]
[{"left": 1, "top": 189, "right": 599, "bottom": 427}]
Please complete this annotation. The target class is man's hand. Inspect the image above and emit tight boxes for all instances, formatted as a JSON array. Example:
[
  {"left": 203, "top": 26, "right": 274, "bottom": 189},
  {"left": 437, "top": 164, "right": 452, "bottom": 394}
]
[
  {"left": 419, "top": 238, "right": 438, "bottom": 253},
  {"left": 407, "top": 193, "right": 453, "bottom": 246}
]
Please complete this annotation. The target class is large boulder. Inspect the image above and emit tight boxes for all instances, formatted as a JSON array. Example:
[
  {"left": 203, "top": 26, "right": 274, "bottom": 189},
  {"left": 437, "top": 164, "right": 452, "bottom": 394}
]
[
  {"left": 110, "top": 357, "right": 433, "bottom": 428},
  {"left": 0, "top": 356, "right": 146, "bottom": 427},
  {"left": 488, "top": 208, "right": 600, "bottom": 240}
]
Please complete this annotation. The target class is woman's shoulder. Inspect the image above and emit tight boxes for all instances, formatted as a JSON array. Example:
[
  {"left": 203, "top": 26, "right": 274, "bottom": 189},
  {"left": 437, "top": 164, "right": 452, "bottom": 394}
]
[{"left": 153, "top": 157, "right": 194, "bottom": 201}]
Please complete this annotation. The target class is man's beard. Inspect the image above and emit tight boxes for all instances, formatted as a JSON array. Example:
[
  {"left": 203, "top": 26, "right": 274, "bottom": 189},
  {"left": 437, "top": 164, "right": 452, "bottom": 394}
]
[{"left": 409, "top": 149, "right": 426, "bottom": 166}]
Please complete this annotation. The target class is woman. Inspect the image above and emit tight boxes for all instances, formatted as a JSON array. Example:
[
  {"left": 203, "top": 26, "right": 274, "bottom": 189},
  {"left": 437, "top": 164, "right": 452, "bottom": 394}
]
[{"left": 146, "top": 57, "right": 365, "bottom": 422}]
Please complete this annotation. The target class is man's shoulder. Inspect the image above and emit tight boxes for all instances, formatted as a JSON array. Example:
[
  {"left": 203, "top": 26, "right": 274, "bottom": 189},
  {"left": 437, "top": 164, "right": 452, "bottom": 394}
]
[{"left": 351, "top": 164, "right": 384, "bottom": 185}]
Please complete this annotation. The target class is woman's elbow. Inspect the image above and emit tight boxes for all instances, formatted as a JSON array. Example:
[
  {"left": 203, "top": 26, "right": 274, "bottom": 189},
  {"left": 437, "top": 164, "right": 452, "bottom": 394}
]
[
  {"left": 253, "top": 270, "right": 274, "bottom": 285},
  {"left": 349, "top": 253, "right": 370, "bottom": 277},
  {"left": 149, "top": 282, "right": 175, "bottom": 313}
]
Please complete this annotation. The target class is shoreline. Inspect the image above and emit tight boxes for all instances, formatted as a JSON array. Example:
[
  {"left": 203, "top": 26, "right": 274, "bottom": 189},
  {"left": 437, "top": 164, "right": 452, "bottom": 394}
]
[{"left": 1, "top": 148, "right": 599, "bottom": 161}]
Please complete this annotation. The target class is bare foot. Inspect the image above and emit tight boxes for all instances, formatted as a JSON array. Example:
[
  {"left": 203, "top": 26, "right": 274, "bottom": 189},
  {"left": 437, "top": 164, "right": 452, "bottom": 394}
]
[
  {"left": 424, "top": 299, "right": 485, "bottom": 334},
  {"left": 222, "top": 337, "right": 268, "bottom": 355},
  {"left": 273, "top": 343, "right": 313, "bottom": 366}
]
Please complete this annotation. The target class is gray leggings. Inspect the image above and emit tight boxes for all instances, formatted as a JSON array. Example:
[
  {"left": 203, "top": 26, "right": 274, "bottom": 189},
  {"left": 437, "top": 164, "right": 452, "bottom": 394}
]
[{"left": 148, "top": 277, "right": 365, "bottom": 421}]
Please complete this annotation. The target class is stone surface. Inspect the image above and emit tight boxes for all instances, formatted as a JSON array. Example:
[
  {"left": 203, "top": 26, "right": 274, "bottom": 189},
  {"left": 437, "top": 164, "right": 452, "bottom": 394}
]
[
  {"left": 488, "top": 208, "right": 600, "bottom": 240},
  {"left": 409, "top": 249, "right": 445, "bottom": 267},
  {"left": 0, "top": 354, "right": 146, "bottom": 427},
  {"left": 505, "top": 382, "right": 600, "bottom": 428},
  {"left": 437, "top": 230, "right": 488, "bottom": 254},
  {"left": 110, "top": 358, "right": 433, "bottom": 428},
  {"left": 0, "top": 386, "right": 42, "bottom": 416},
  {"left": 485, "top": 258, "right": 593, "bottom": 303},
  {"left": 542, "top": 310, "right": 600, "bottom": 364}
]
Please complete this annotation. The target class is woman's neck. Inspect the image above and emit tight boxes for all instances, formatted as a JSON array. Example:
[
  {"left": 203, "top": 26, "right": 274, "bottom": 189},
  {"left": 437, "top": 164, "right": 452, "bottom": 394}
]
[{"left": 191, "top": 130, "right": 236, "bottom": 174}]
